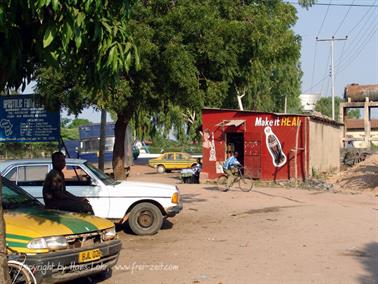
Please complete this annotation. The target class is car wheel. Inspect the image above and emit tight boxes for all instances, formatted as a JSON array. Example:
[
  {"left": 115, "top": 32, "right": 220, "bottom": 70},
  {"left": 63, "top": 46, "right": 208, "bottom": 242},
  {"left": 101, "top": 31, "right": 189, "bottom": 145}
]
[
  {"left": 156, "top": 165, "right": 166, "bottom": 173},
  {"left": 128, "top": 203, "right": 163, "bottom": 235}
]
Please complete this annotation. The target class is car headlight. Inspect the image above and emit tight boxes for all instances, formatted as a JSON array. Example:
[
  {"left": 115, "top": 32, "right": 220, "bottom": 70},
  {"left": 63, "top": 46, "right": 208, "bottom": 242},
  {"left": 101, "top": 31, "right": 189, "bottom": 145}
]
[
  {"left": 102, "top": 227, "right": 116, "bottom": 241},
  {"left": 28, "top": 236, "right": 68, "bottom": 251},
  {"left": 171, "top": 192, "right": 180, "bottom": 204}
]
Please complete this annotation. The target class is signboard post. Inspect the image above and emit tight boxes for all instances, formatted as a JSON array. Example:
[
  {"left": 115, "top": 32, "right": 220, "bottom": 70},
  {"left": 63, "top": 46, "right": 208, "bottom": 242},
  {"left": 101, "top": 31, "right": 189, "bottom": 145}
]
[{"left": 0, "top": 95, "right": 60, "bottom": 143}]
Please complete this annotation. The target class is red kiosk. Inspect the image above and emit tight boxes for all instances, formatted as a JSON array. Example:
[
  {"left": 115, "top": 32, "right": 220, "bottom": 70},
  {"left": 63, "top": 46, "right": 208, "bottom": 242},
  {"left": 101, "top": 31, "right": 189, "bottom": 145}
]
[{"left": 201, "top": 108, "right": 341, "bottom": 182}]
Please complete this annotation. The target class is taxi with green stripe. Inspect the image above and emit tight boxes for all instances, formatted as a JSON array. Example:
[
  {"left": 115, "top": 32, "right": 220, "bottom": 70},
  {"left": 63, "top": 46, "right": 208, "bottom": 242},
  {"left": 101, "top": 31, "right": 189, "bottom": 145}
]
[{"left": 3, "top": 177, "right": 122, "bottom": 283}]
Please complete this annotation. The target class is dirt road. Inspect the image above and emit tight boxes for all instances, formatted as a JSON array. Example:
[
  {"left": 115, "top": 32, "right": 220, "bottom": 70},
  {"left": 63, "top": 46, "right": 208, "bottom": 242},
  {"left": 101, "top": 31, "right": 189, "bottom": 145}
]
[{"left": 99, "top": 165, "right": 378, "bottom": 284}]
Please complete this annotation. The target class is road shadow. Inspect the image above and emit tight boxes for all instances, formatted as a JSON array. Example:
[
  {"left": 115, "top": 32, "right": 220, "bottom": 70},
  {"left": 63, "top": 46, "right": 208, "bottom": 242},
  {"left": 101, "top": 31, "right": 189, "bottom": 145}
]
[
  {"left": 63, "top": 268, "right": 112, "bottom": 283},
  {"left": 161, "top": 219, "right": 173, "bottom": 230},
  {"left": 181, "top": 193, "right": 207, "bottom": 203},
  {"left": 116, "top": 219, "right": 174, "bottom": 234},
  {"left": 203, "top": 186, "right": 220, "bottom": 191},
  {"left": 355, "top": 242, "right": 378, "bottom": 284}
]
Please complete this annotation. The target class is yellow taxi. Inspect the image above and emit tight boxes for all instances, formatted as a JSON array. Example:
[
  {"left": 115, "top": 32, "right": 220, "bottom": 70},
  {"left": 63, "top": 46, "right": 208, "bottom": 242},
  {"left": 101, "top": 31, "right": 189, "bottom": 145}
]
[
  {"left": 148, "top": 152, "right": 197, "bottom": 173},
  {"left": 2, "top": 177, "right": 121, "bottom": 283}
]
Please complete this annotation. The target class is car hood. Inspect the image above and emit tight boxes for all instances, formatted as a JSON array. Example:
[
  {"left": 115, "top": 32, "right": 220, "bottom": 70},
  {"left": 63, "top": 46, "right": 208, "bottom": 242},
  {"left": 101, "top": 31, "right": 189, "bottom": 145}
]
[
  {"left": 113, "top": 180, "right": 178, "bottom": 196},
  {"left": 5, "top": 207, "right": 114, "bottom": 246}
]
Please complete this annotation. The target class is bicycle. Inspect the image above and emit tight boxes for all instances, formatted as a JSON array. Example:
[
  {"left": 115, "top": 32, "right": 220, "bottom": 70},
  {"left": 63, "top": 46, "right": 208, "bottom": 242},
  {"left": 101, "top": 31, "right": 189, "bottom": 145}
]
[
  {"left": 7, "top": 249, "right": 37, "bottom": 284},
  {"left": 217, "top": 165, "right": 254, "bottom": 192}
]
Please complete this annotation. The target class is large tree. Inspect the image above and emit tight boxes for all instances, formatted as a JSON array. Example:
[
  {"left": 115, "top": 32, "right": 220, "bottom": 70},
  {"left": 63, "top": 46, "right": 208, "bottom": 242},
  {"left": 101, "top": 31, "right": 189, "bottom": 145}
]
[
  {"left": 126, "top": 0, "right": 307, "bottom": 134},
  {"left": 0, "top": 1, "right": 136, "bottom": 282},
  {"left": 35, "top": 0, "right": 315, "bottom": 179}
]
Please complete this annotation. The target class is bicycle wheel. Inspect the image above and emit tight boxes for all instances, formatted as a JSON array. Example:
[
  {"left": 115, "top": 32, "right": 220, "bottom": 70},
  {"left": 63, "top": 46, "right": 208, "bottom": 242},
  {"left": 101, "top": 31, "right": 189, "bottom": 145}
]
[
  {"left": 8, "top": 260, "right": 36, "bottom": 284},
  {"left": 217, "top": 176, "right": 228, "bottom": 191},
  {"left": 238, "top": 176, "right": 254, "bottom": 192}
]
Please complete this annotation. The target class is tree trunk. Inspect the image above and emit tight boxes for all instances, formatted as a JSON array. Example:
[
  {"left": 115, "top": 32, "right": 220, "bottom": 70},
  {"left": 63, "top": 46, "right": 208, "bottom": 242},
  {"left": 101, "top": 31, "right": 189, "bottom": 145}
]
[
  {"left": 98, "top": 109, "right": 107, "bottom": 171},
  {"left": 0, "top": 178, "right": 11, "bottom": 283},
  {"left": 112, "top": 114, "right": 127, "bottom": 180}
]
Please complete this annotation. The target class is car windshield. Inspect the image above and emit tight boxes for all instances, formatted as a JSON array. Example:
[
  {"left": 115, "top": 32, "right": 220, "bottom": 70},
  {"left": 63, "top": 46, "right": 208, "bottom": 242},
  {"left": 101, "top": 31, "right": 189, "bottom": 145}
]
[
  {"left": 2, "top": 178, "right": 42, "bottom": 209},
  {"left": 85, "top": 162, "right": 120, "bottom": 185}
]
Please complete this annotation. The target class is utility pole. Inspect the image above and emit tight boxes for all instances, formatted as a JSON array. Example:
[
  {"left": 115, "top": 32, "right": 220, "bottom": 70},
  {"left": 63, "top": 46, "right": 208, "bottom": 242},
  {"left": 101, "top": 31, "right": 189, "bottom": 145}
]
[{"left": 316, "top": 36, "right": 347, "bottom": 120}]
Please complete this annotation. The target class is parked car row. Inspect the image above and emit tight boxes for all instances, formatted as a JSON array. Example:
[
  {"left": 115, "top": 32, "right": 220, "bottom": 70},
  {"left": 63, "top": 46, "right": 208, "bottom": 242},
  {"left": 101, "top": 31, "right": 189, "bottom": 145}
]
[{"left": 0, "top": 156, "right": 184, "bottom": 283}]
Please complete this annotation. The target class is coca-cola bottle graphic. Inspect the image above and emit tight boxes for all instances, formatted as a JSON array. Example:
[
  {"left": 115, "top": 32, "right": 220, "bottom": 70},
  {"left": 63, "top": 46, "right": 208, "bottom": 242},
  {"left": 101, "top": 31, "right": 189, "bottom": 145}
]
[{"left": 264, "top": 127, "right": 287, "bottom": 167}]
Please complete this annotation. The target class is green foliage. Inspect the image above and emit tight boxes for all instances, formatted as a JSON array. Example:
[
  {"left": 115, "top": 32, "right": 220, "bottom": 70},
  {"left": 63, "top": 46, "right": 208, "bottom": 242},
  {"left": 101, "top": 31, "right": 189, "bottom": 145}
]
[
  {"left": 346, "top": 109, "right": 360, "bottom": 119},
  {"left": 68, "top": 118, "right": 91, "bottom": 128},
  {"left": 60, "top": 128, "right": 78, "bottom": 140},
  {"left": 60, "top": 118, "right": 90, "bottom": 140},
  {"left": 298, "top": 0, "right": 317, "bottom": 9},
  {"left": 0, "top": 0, "right": 138, "bottom": 91},
  {"left": 33, "top": 0, "right": 305, "bottom": 178},
  {"left": 126, "top": 0, "right": 303, "bottom": 141},
  {"left": 0, "top": 142, "right": 58, "bottom": 159},
  {"left": 315, "top": 97, "right": 343, "bottom": 119}
]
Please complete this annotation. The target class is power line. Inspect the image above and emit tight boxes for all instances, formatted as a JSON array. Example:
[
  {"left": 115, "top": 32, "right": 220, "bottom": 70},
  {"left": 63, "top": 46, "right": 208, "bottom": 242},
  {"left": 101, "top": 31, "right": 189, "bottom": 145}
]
[
  {"left": 287, "top": 1, "right": 378, "bottom": 7},
  {"left": 338, "top": 18, "right": 378, "bottom": 74},
  {"left": 310, "top": 41, "right": 318, "bottom": 91},
  {"left": 317, "top": 0, "right": 332, "bottom": 37},
  {"left": 333, "top": 0, "right": 355, "bottom": 36},
  {"left": 335, "top": 3, "right": 378, "bottom": 71},
  {"left": 347, "top": 0, "right": 377, "bottom": 35},
  {"left": 303, "top": 49, "right": 331, "bottom": 93},
  {"left": 316, "top": 36, "right": 348, "bottom": 119},
  {"left": 320, "top": 45, "right": 332, "bottom": 94}
]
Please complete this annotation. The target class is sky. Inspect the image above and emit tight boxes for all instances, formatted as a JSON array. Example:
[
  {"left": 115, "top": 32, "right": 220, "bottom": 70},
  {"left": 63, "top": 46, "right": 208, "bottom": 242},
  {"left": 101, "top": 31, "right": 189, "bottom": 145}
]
[
  {"left": 24, "top": 0, "right": 378, "bottom": 123},
  {"left": 293, "top": 0, "right": 378, "bottom": 98}
]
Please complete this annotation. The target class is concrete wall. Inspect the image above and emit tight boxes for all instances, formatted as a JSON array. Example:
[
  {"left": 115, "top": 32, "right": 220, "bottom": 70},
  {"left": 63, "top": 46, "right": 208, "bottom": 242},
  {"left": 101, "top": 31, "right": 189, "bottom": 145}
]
[{"left": 309, "top": 119, "right": 342, "bottom": 175}]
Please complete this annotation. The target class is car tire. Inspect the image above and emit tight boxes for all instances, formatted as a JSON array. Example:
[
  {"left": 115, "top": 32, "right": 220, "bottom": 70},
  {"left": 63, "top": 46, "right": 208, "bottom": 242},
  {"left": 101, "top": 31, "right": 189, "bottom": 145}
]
[
  {"left": 156, "top": 165, "right": 166, "bottom": 173},
  {"left": 128, "top": 203, "right": 163, "bottom": 235}
]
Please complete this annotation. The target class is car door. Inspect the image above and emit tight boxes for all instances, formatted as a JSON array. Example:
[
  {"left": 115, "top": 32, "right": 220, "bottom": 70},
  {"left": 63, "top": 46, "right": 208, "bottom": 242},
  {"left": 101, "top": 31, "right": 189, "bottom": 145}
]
[
  {"left": 164, "top": 153, "right": 175, "bottom": 169},
  {"left": 63, "top": 164, "right": 110, "bottom": 218},
  {"left": 5, "top": 164, "right": 49, "bottom": 203},
  {"left": 175, "top": 153, "right": 193, "bottom": 169}
]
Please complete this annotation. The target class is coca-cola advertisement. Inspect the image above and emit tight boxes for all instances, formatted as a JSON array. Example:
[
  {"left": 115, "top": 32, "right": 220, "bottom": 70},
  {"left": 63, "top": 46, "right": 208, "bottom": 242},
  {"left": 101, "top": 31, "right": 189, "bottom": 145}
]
[{"left": 264, "top": 126, "right": 287, "bottom": 168}]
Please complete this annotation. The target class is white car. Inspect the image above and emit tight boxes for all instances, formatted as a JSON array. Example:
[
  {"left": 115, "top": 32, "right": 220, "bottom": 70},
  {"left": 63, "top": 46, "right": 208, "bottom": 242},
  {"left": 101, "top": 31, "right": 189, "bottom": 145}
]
[{"left": 0, "top": 158, "right": 183, "bottom": 235}]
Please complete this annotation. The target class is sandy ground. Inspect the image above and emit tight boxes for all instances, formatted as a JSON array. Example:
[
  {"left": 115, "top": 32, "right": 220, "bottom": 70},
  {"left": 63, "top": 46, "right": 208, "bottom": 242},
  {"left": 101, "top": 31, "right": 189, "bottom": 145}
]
[
  {"left": 89, "top": 162, "right": 378, "bottom": 284},
  {"left": 328, "top": 154, "right": 378, "bottom": 193}
]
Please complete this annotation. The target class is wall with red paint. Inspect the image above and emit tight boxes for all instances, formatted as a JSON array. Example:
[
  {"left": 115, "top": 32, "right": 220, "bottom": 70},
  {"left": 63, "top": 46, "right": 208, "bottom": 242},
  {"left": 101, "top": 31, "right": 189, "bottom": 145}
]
[{"left": 201, "top": 108, "right": 309, "bottom": 181}]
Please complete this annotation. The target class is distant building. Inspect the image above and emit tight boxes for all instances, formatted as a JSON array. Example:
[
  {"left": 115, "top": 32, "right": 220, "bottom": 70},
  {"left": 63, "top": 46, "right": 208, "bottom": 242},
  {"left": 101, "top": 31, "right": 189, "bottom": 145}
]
[{"left": 300, "top": 93, "right": 321, "bottom": 112}]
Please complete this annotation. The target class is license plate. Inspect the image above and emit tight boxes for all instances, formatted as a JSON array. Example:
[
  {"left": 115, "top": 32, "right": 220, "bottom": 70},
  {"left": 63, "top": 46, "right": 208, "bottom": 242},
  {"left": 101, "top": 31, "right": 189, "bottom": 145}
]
[{"left": 78, "top": 249, "right": 102, "bottom": 263}]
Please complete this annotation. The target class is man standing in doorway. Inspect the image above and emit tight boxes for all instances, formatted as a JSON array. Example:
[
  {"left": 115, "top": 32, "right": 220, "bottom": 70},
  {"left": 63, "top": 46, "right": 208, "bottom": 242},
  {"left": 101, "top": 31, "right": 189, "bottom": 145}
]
[
  {"left": 43, "top": 151, "right": 94, "bottom": 214},
  {"left": 223, "top": 151, "right": 241, "bottom": 192}
]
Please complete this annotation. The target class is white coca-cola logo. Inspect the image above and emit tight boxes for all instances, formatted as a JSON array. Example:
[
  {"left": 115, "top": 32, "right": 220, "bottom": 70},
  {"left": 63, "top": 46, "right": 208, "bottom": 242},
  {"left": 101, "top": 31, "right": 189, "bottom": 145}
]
[{"left": 264, "top": 127, "right": 287, "bottom": 168}]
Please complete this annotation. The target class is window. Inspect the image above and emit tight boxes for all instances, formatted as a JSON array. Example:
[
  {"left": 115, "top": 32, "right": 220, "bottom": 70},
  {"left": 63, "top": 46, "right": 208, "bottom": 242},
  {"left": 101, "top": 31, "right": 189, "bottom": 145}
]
[
  {"left": 176, "top": 154, "right": 183, "bottom": 160},
  {"left": 63, "top": 165, "right": 91, "bottom": 185},
  {"left": 2, "top": 179, "right": 41, "bottom": 209},
  {"left": 81, "top": 137, "right": 115, "bottom": 153},
  {"left": 6, "top": 165, "right": 48, "bottom": 186}
]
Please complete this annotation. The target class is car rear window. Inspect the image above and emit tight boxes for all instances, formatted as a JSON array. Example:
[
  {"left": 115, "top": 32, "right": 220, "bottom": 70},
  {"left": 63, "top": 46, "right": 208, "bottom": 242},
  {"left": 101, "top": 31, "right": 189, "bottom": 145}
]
[{"left": 6, "top": 165, "right": 48, "bottom": 186}]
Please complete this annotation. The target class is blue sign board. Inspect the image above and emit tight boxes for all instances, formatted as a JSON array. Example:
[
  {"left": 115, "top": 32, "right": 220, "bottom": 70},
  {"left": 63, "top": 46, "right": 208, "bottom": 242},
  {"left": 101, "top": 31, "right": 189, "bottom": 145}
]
[{"left": 0, "top": 95, "right": 60, "bottom": 142}]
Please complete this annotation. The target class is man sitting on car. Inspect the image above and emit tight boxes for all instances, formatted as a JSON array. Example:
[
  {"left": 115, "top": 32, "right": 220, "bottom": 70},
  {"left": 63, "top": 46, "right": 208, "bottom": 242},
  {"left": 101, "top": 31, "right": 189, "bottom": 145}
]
[{"left": 43, "top": 151, "right": 94, "bottom": 214}]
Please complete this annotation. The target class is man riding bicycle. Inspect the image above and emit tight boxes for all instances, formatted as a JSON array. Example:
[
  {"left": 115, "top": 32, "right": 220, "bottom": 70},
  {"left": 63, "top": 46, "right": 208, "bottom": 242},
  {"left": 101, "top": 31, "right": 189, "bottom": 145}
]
[{"left": 223, "top": 151, "right": 241, "bottom": 192}]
